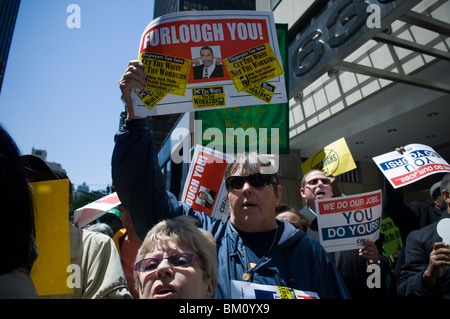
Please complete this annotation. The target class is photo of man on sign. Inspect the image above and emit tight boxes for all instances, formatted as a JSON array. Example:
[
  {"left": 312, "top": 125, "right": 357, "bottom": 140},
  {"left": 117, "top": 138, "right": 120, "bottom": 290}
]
[
  {"left": 192, "top": 46, "right": 224, "bottom": 80},
  {"left": 196, "top": 186, "right": 216, "bottom": 209}
]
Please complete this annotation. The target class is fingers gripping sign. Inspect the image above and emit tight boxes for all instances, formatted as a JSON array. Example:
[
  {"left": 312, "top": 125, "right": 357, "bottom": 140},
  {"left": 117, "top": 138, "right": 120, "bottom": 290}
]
[
  {"left": 119, "top": 61, "right": 147, "bottom": 119},
  {"left": 119, "top": 61, "right": 147, "bottom": 91}
]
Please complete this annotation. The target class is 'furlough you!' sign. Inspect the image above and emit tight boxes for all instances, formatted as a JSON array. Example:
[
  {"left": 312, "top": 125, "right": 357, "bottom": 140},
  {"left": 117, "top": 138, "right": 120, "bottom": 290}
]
[{"left": 315, "top": 190, "right": 382, "bottom": 253}]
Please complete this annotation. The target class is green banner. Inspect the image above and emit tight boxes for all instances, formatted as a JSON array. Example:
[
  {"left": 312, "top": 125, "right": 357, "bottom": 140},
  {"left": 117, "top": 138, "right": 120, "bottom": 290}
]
[{"left": 195, "top": 24, "right": 289, "bottom": 154}]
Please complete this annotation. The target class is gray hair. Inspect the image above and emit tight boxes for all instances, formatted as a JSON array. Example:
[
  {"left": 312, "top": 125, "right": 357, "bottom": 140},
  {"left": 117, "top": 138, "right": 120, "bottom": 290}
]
[
  {"left": 440, "top": 173, "right": 450, "bottom": 194},
  {"left": 134, "top": 216, "right": 217, "bottom": 291}
]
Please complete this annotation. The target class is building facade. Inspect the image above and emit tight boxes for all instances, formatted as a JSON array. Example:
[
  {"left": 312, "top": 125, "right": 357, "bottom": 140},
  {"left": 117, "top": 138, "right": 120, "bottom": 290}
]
[{"left": 273, "top": 0, "right": 449, "bottom": 207}]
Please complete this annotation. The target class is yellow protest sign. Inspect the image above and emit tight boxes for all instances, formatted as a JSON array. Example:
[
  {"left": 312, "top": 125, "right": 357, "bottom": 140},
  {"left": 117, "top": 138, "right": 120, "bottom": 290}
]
[
  {"left": 136, "top": 89, "right": 167, "bottom": 111},
  {"left": 30, "top": 179, "right": 72, "bottom": 296},
  {"left": 192, "top": 86, "right": 226, "bottom": 109},
  {"left": 278, "top": 286, "right": 297, "bottom": 299},
  {"left": 301, "top": 137, "right": 357, "bottom": 176},
  {"left": 244, "top": 82, "right": 275, "bottom": 103},
  {"left": 223, "top": 43, "right": 284, "bottom": 93},
  {"left": 140, "top": 52, "right": 191, "bottom": 96}
]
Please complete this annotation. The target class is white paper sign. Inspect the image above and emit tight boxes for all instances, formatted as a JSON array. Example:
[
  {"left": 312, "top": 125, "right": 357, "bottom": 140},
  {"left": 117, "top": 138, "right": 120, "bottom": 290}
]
[
  {"left": 316, "top": 190, "right": 382, "bottom": 253},
  {"left": 437, "top": 218, "right": 450, "bottom": 244},
  {"left": 372, "top": 144, "right": 450, "bottom": 189}
]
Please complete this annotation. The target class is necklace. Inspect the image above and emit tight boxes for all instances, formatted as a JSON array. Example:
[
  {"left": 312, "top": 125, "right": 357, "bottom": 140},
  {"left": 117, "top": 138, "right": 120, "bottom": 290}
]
[{"left": 242, "top": 226, "right": 278, "bottom": 281}]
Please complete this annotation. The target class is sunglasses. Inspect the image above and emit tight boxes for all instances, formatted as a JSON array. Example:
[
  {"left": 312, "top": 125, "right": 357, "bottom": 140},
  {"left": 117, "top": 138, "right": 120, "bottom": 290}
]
[
  {"left": 134, "top": 253, "right": 203, "bottom": 273},
  {"left": 225, "top": 173, "right": 276, "bottom": 191},
  {"left": 306, "top": 177, "right": 332, "bottom": 186}
]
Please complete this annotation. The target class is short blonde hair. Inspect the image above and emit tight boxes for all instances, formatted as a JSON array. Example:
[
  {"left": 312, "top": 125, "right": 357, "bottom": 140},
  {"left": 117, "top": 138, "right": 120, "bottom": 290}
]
[{"left": 134, "top": 216, "right": 217, "bottom": 291}]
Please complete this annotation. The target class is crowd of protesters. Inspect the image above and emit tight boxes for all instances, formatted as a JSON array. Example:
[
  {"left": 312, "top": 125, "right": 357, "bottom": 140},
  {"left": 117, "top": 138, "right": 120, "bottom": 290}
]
[{"left": 0, "top": 60, "right": 448, "bottom": 299}]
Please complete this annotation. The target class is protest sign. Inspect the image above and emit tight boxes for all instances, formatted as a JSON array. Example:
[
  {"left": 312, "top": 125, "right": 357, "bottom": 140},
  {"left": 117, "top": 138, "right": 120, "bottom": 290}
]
[
  {"left": 301, "top": 137, "right": 356, "bottom": 176},
  {"left": 223, "top": 42, "right": 284, "bottom": 93},
  {"left": 195, "top": 23, "right": 289, "bottom": 155},
  {"left": 316, "top": 190, "right": 382, "bottom": 253},
  {"left": 372, "top": 144, "right": 450, "bottom": 189},
  {"left": 181, "top": 145, "right": 234, "bottom": 221},
  {"left": 31, "top": 180, "right": 72, "bottom": 296},
  {"left": 131, "top": 10, "right": 287, "bottom": 116}
]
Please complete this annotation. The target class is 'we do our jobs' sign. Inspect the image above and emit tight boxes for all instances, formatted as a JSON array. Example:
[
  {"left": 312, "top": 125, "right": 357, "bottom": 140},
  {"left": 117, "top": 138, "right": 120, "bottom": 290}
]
[
  {"left": 315, "top": 190, "right": 382, "bottom": 253},
  {"left": 372, "top": 144, "right": 450, "bottom": 189}
]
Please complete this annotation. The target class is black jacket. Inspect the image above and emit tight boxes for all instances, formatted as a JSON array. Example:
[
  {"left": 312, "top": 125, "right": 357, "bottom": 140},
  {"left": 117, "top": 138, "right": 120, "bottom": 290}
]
[{"left": 397, "top": 211, "right": 450, "bottom": 298}]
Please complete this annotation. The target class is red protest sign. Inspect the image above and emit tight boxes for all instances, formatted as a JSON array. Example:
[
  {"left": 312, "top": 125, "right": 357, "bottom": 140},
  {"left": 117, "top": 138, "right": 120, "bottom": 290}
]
[
  {"left": 182, "top": 145, "right": 234, "bottom": 221},
  {"left": 131, "top": 11, "right": 287, "bottom": 116}
]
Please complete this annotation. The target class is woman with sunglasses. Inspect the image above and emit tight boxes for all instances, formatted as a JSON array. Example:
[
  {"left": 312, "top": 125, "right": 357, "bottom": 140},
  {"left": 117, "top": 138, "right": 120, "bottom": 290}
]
[
  {"left": 134, "top": 216, "right": 217, "bottom": 299},
  {"left": 112, "top": 60, "right": 350, "bottom": 299}
]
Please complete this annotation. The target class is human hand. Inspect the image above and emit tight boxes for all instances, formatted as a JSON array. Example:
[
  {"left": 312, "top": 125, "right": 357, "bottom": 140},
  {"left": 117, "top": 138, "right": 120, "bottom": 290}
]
[
  {"left": 119, "top": 60, "right": 147, "bottom": 119},
  {"left": 395, "top": 146, "right": 405, "bottom": 155},
  {"left": 422, "top": 242, "right": 450, "bottom": 290},
  {"left": 359, "top": 241, "right": 379, "bottom": 265}
]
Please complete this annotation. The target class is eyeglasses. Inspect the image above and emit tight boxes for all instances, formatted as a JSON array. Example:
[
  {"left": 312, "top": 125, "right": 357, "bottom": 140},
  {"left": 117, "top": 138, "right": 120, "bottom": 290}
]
[
  {"left": 225, "top": 173, "right": 276, "bottom": 191},
  {"left": 306, "top": 178, "right": 332, "bottom": 186},
  {"left": 134, "top": 253, "right": 203, "bottom": 273}
]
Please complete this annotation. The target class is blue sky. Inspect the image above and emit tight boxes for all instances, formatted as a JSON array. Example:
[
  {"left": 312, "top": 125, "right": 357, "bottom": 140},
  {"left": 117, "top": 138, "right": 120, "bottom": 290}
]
[{"left": 0, "top": 0, "right": 155, "bottom": 191}]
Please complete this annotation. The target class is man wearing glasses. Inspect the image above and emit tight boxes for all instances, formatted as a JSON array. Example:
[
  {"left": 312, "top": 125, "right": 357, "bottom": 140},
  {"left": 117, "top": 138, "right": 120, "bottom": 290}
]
[{"left": 299, "top": 170, "right": 335, "bottom": 242}]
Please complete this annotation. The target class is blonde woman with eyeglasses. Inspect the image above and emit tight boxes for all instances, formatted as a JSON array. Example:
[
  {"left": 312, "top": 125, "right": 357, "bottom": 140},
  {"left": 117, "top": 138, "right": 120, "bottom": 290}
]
[{"left": 134, "top": 216, "right": 217, "bottom": 299}]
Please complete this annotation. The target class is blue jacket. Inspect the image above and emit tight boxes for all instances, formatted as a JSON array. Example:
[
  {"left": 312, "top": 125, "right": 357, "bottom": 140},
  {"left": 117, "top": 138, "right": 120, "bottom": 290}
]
[{"left": 112, "top": 118, "right": 350, "bottom": 299}]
